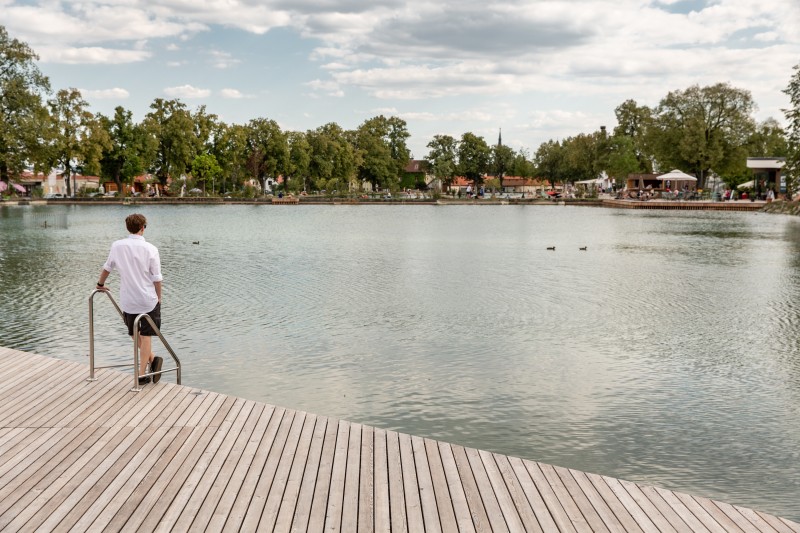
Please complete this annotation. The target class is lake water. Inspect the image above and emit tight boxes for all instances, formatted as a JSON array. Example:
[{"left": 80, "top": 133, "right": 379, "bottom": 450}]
[{"left": 1, "top": 203, "right": 799, "bottom": 520}]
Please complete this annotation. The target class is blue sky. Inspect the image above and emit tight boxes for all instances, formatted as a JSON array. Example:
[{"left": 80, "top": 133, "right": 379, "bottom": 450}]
[{"left": 3, "top": 0, "right": 799, "bottom": 158}]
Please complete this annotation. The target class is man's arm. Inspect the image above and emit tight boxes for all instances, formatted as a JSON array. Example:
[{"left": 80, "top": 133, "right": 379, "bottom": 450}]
[
  {"left": 96, "top": 269, "right": 110, "bottom": 291},
  {"left": 154, "top": 281, "right": 162, "bottom": 303}
]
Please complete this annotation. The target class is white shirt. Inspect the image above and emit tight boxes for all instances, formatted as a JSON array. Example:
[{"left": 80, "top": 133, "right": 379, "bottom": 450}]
[{"left": 103, "top": 234, "right": 163, "bottom": 314}]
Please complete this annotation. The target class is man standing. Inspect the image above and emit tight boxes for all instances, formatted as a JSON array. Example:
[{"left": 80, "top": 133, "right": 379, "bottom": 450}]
[{"left": 96, "top": 213, "right": 163, "bottom": 385}]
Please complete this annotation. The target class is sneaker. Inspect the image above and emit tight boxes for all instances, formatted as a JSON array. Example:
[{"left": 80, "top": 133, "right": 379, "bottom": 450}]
[
  {"left": 138, "top": 376, "right": 151, "bottom": 385},
  {"left": 150, "top": 357, "right": 163, "bottom": 384}
]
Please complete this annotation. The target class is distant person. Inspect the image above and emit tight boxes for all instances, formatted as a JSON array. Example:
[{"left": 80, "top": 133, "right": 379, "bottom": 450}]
[{"left": 96, "top": 213, "right": 163, "bottom": 385}]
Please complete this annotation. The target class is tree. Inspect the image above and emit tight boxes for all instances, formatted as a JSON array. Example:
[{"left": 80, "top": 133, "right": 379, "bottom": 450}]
[
  {"left": 191, "top": 153, "right": 222, "bottom": 195},
  {"left": 457, "top": 132, "right": 490, "bottom": 186},
  {"left": 353, "top": 115, "right": 410, "bottom": 191},
  {"left": 99, "top": 107, "right": 148, "bottom": 193},
  {"left": 210, "top": 122, "right": 248, "bottom": 193},
  {"left": 48, "top": 88, "right": 109, "bottom": 196},
  {"left": 286, "top": 131, "right": 311, "bottom": 192},
  {"left": 510, "top": 149, "right": 535, "bottom": 179},
  {"left": 534, "top": 139, "right": 566, "bottom": 186},
  {"left": 652, "top": 83, "right": 756, "bottom": 187},
  {"left": 143, "top": 98, "right": 197, "bottom": 186},
  {"left": 613, "top": 99, "right": 654, "bottom": 173},
  {"left": 747, "top": 118, "right": 788, "bottom": 158},
  {"left": 306, "top": 123, "right": 357, "bottom": 192},
  {"left": 783, "top": 63, "right": 800, "bottom": 199},
  {"left": 245, "top": 117, "right": 288, "bottom": 193},
  {"left": 605, "top": 135, "right": 641, "bottom": 183},
  {"left": 426, "top": 134, "right": 458, "bottom": 191},
  {"left": 0, "top": 25, "right": 50, "bottom": 186},
  {"left": 491, "top": 140, "right": 515, "bottom": 183}
]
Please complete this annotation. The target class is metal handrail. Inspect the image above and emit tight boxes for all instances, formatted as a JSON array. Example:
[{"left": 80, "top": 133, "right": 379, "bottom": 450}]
[{"left": 88, "top": 289, "right": 181, "bottom": 391}]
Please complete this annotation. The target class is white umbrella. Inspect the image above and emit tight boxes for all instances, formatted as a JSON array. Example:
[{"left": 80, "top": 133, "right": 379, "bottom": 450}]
[
  {"left": 737, "top": 180, "right": 755, "bottom": 190},
  {"left": 658, "top": 169, "right": 697, "bottom": 182}
]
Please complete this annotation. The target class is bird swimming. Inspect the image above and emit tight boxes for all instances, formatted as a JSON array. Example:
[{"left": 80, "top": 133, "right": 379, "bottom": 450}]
[{"left": 546, "top": 246, "right": 555, "bottom": 251}]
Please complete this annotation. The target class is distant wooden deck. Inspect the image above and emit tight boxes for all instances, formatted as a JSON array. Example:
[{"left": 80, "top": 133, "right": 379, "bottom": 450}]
[
  {"left": 0, "top": 346, "right": 797, "bottom": 532},
  {"left": 602, "top": 199, "right": 763, "bottom": 211}
]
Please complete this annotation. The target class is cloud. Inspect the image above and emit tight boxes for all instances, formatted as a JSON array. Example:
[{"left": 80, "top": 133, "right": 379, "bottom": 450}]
[
  {"left": 37, "top": 47, "right": 150, "bottom": 64},
  {"left": 79, "top": 88, "right": 131, "bottom": 99},
  {"left": 164, "top": 85, "right": 211, "bottom": 98},
  {"left": 220, "top": 88, "right": 252, "bottom": 99},
  {"left": 209, "top": 50, "right": 241, "bottom": 69},
  {"left": 304, "top": 79, "right": 344, "bottom": 97}
]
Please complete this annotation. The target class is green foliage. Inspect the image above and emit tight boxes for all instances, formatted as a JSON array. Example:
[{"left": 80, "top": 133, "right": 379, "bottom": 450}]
[
  {"left": 245, "top": 117, "right": 288, "bottom": 193},
  {"left": 613, "top": 99, "right": 654, "bottom": 173},
  {"left": 306, "top": 123, "right": 357, "bottom": 191},
  {"left": 491, "top": 143, "right": 515, "bottom": 179},
  {"left": 0, "top": 25, "right": 50, "bottom": 184},
  {"left": 143, "top": 98, "right": 197, "bottom": 185},
  {"left": 457, "top": 132, "right": 490, "bottom": 185},
  {"left": 48, "top": 88, "right": 110, "bottom": 196},
  {"left": 534, "top": 139, "right": 566, "bottom": 185},
  {"left": 426, "top": 134, "right": 458, "bottom": 190},
  {"left": 783, "top": 63, "right": 800, "bottom": 198},
  {"left": 286, "top": 131, "right": 311, "bottom": 192},
  {"left": 652, "top": 83, "right": 756, "bottom": 187},
  {"left": 353, "top": 115, "right": 410, "bottom": 191},
  {"left": 191, "top": 153, "right": 222, "bottom": 194}
]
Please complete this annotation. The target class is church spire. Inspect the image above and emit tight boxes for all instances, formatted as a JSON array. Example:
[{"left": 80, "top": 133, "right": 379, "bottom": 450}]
[{"left": 498, "top": 128, "right": 502, "bottom": 147}]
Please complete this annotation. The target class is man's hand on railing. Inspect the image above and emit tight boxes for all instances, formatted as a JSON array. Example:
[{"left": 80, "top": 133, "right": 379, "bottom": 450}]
[{"left": 95, "top": 283, "right": 109, "bottom": 292}]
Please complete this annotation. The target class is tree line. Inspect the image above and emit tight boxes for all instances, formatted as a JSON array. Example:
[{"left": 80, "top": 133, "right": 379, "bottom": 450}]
[{"left": 2, "top": 25, "right": 799, "bottom": 196}]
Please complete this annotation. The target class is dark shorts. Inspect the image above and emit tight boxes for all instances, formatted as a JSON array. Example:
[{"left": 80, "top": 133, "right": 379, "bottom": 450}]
[{"left": 123, "top": 302, "right": 161, "bottom": 337}]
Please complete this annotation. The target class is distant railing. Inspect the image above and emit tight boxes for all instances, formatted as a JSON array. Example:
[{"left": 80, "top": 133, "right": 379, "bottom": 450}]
[{"left": 88, "top": 289, "right": 181, "bottom": 391}]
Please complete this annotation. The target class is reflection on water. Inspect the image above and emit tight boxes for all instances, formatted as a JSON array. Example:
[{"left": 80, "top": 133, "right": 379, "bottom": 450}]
[{"left": 2, "top": 204, "right": 800, "bottom": 519}]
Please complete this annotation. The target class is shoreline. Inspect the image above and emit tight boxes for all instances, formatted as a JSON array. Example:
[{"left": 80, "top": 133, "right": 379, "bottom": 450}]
[{"left": 1, "top": 196, "right": 777, "bottom": 212}]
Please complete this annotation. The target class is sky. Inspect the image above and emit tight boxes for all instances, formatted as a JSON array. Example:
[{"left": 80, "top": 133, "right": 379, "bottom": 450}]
[{"left": 3, "top": 0, "right": 800, "bottom": 159}]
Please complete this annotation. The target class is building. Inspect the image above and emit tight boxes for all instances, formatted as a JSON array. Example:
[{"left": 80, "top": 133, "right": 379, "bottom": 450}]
[{"left": 746, "top": 157, "right": 786, "bottom": 196}]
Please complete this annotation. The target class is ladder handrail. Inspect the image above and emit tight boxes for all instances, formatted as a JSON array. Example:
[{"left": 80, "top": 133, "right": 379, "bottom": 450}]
[{"left": 88, "top": 289, "right": 181, "bottom": 390}]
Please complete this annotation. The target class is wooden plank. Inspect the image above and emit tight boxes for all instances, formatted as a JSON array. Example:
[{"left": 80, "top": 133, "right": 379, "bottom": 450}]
[
  {"left": 323, "top": 419, "right": 351, "bottom": 532},
  {"left": 81, "top": 426, "right": 195, "bottom": 531},
  {"left": 439, "top": 442, "right": 478, "bottom": 533},
  {"left": 205, "top": 405, "right": 278, "bottom": 533},
  {"left": 615, "top": 478, "right": 677, "bottom": 533},
  {"left": 358, "top": 424, "right": 375, "bottom": 533},
  {"left": 412, "top": 435, "right": 442, "bottom": 533},
  {"left": 569, "top": 469, "right": 639, "bottom": 533},
  {"left": 399, "top": 432, "right": 425, "bottom": 532},
  {"left": 688, "top": 494, "right": 749, "bottom": 533},
  {"left": 0, "top": 427, "right": 109, "bottom": 519},
  {"left": 734, "top": 505, "right": 784, "bottom": 533},
  {"left": 272, "top": 413, "right": 319, "bottom": 533},
  {"left": 755, "top": 511, "right": 798, "bottom": 533},
  {"left": 119, "top": 396, "right": 239, "bottom": 532},
  {"left": 637, "top": 484, "right": 704, "bottom": 532},
  {"left": 507, "top": 456, "right": 559, "bottom": 533},
  {"left": 386, "top": 430, "right": 408, "bottom": 533},
  {"left": 340, "top": 422, "right": 362, "bottom": 532},
  {"left": 659, "top": 487, "right": 729, "bottom": 533},
  {"left": 373, "top": 428, "right": 391, "bottom": 533},
  {"left": 709, "top": 498, "right": 779, "bottom": 533},
  {"left": 56, "top": 426, "right": 179, "bottom": 531},
  {"left": 185, "top": 402, "right": 266, "bottom": 530},
  {"left": 306, "top": 416, "right": 340, "bottom": 533},
  {"left": 489, "top": 452, "right": 542, "bottom": 533},
  {"left": 110, "top": 410, "right": 234, "bottom": 532},
  {"left": 424, "top": 438, "right": 459, "bottom": 533},
  {"left": 450, "top": 444, "right": 491, "bottom": 533},
  {"left": 150, "top": 398, "right": 246, "bottom": 531},
  {"left": 168, "top": 400, "right": 257, "bottom": 531},
  {"left": 464, "top": 446, "right": 509, "bottom": 533},
  {"left": 522, "top": 459, "right": 579, "bottom": 533},
  {"left": 221, "top": 408, "right": 293, "bottom": 531},
  {"left": 6, "top": 426, "right": 143, "bottom": 531},
  {"left": 599, "top": 475, "right": 662, "bottom": 533},
  {"left": 476, "top": 449, "right": 526, "bottom": 531},
  {"left": 257, "top": 411, "right": 309, "bottom": 532}
]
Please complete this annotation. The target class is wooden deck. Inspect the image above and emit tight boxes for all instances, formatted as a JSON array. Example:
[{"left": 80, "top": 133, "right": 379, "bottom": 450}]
[
  {"left": 601, "top": 199, "right": 763, "bottom": 211},
  {"left": 0, "top": 346, "right": 797, "bottom": 532}
]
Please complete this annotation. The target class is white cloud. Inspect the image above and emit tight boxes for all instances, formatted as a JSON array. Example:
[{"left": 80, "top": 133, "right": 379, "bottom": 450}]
[
  {"left": 37, "top": 46, "right": 150, "bottom": 64},
  {"left": 220, "top": 88, "right": 252, "bottom": 99},
  {"left": 304, "top": 79, "right": 344, "bottom": 97},
  {"left": 164, "top": 85, "right": 211, "bottom": 98},
  {"left": 209, "top": 50, "right": 241, "bottom": 69},
  {"left": 79, "top": 88, "right": 131, "bottom": 99}
]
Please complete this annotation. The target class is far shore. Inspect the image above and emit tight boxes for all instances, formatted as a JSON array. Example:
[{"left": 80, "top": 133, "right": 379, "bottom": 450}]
[{"left": 2, "top": 196, "right": 786, "bottom": 213}]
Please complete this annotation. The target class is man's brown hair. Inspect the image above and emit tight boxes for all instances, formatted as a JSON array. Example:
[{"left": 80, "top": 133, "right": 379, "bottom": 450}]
[{"left": 126, "top": 213, "right": 147, "bottom": 234}]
